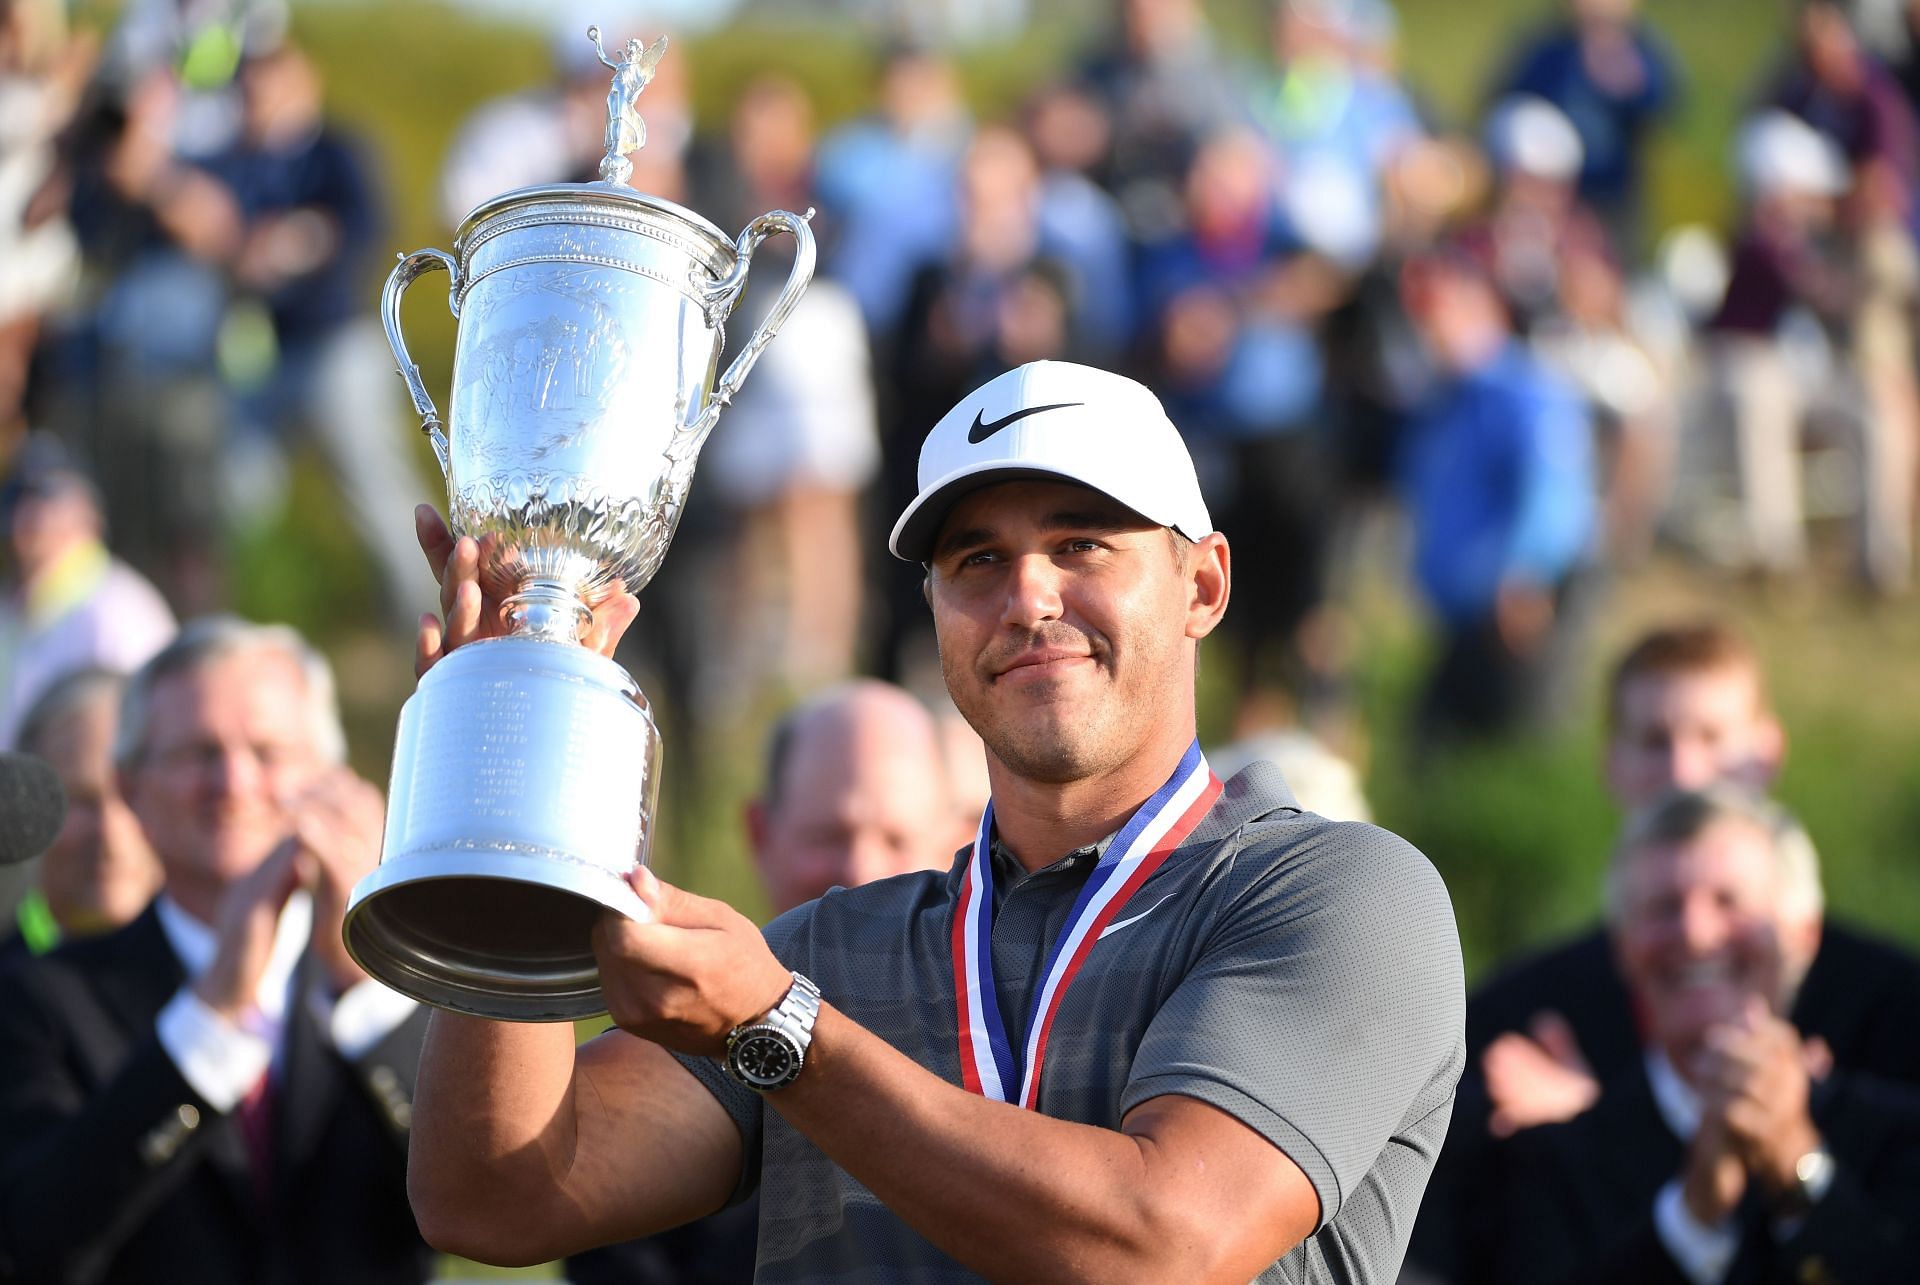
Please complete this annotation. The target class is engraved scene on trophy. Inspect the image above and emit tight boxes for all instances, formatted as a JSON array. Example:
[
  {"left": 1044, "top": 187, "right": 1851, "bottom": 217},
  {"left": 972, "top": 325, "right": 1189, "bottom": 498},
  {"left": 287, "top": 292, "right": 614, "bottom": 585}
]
[{"left": 444, "top": 235, "right": 724, "bottom": 615}]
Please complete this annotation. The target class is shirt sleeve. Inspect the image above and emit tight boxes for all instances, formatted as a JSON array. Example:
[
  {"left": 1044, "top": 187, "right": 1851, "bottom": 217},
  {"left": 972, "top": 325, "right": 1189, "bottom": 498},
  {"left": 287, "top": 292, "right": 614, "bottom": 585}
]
[
  {"left": 1119, "top": 819, "right": 1465, "bottom": 1229},
  {"left": 1653, "top": 1178, "right": 1738, "bottom": 1285},
  {"left": 154, "top": 988, "right": 272, "bottom": 1112},
  {"left": 666, "top": 904, "right": 820, "bottom": 1206},
  {"left": 671, "top": 1051, "right": 766, "bottom": 1206}
]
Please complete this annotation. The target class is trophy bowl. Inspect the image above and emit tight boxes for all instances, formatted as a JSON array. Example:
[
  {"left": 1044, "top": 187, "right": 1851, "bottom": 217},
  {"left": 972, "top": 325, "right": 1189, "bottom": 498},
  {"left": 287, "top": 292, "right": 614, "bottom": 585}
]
[{"left": 344, "top": 31, "right": 814, "bottom": 1021}]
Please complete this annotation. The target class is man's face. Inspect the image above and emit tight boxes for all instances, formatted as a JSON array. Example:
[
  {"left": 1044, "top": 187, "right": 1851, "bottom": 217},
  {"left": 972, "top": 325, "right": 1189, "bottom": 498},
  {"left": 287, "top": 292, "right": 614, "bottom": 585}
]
[
  {"left": 926, "top": 481, "right": 1206, "bottom": 785},
  {"left": 1606, "top": 667, "right": 1781, "bottom": 809},
  {"left": 8, "top": 484, "right": 97, "bottom": 581},
  {"left": 35, "top": 694, "right": 163, "bottom": 933},
  {"left": 751, "top": 701, "right": 959, "bottom": 915},
  {"left": 1612, "top": 818, "right": 1813, "bottom": 1065},
  {"left": 122, "top": 649, "right": 326, "bottom": 906}
]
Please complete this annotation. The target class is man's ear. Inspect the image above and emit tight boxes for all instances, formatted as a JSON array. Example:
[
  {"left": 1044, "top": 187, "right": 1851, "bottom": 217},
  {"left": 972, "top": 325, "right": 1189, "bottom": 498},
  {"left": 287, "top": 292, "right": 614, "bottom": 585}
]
[
  {"left": 1185, "top": 532, "right": 1230, "bottom": 641},
  {"left": 744, "top": 798, "right": 771, "bottom": 871}
]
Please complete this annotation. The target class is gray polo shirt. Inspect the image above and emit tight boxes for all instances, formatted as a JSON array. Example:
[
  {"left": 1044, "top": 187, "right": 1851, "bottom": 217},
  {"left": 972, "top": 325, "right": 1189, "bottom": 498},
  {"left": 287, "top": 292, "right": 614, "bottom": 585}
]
[{"left": 676, "top": 762, "right": 1464, "bottom": 1282}]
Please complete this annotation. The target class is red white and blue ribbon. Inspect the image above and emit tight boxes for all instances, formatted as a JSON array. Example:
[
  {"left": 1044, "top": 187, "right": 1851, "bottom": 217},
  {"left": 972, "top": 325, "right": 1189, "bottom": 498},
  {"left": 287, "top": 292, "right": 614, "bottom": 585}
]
[{"left": 951, "top": 738, "right": 1223, "bottom": 1108}]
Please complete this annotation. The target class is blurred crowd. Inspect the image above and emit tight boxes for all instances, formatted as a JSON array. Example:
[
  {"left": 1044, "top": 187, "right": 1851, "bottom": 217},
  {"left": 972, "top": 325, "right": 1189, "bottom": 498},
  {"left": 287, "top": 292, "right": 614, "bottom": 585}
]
[
  {"left": 6, "top": 0, "right": 1920, "bottom": 1280},
  {"left": 570, "top": 0, "right": 1920, "bottom": 757},
  {"left": 8, "top": 0, "right": 1920, "bottom": 750}
]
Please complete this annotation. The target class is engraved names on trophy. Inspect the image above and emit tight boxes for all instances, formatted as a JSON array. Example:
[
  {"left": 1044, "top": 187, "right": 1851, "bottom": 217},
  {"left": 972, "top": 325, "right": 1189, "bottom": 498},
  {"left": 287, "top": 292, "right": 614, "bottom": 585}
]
[
  {"left": 400, "top": 658, "right": 649, "bottom": 861},
  {"left": 469, "top": 678, "right": 531, "bottom": 820}
]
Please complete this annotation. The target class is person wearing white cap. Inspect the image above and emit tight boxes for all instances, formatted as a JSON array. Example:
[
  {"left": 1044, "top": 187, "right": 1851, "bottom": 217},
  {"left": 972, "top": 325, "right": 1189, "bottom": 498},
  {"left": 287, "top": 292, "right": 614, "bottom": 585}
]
[
  {"left": 886, "top": 359, "right": 1214, "bottom": 559},
  {"left": 1703, "top": 104, "right": 1915, "bottom": 590},
  {"left": 403, "top": 361, "right": 1465, "bottom": 1283}
]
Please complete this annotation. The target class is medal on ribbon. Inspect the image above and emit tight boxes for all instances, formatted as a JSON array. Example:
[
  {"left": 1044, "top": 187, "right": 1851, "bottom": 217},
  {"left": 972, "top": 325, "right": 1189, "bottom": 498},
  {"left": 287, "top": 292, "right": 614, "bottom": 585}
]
[{"left": 951, "top": 739, "right": 1223, "bottom": 1108}]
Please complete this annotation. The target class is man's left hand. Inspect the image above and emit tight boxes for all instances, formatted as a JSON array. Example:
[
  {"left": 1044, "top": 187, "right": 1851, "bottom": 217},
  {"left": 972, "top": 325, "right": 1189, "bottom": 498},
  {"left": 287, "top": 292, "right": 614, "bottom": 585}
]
[
  {"left": 593, "top": 867, "right": 794, "bottom": 1057},
  {"left": 288, "top": 767, "right": 387, "bottom": 994},
  {"left": 1694, "top": 1004, "right": 1822, "bottom": 1197}
]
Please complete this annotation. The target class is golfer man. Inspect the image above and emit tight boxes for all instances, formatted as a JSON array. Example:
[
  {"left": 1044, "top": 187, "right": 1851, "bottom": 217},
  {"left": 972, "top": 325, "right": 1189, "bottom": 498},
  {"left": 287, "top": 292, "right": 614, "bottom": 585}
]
[{"left": 406, "top": 361, "right": 1464, "bottom": 1283}]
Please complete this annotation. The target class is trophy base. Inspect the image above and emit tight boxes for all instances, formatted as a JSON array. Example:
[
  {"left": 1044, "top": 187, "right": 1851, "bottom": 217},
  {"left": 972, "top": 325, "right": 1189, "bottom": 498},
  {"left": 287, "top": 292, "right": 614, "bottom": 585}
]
[
  {"left": 345, "top": 849, "right": 649, "bottom": 1022},
  {"left": 344, "top": 636, "right": 664, "bottom": 1022}
]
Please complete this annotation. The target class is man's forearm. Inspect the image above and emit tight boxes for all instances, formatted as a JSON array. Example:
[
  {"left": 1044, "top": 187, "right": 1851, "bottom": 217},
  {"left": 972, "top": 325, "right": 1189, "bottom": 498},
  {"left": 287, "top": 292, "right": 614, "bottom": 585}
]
[
  {"left": 409, "top": 1012, "right": 744, "bottom": 1267},
  {"left": 769, "top": 1005, "right": 1309, "bottom": 1283},
  {"left": 407, "top": 1011, "right": 583, "bottom": 1261}
]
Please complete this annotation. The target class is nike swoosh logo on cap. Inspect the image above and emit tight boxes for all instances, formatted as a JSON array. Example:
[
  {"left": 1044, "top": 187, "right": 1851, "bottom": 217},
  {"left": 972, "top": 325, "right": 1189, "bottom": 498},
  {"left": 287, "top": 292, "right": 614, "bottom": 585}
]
[{"left": 967, "top": 401, "right": 1084, "bottom": 444}]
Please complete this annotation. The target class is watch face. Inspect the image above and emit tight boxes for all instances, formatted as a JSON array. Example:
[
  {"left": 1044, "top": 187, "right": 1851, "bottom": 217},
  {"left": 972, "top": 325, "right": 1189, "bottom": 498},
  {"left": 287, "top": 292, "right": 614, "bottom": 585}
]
[{"left": 733, "top": 1032, "right": 798, "bottom": 1087}]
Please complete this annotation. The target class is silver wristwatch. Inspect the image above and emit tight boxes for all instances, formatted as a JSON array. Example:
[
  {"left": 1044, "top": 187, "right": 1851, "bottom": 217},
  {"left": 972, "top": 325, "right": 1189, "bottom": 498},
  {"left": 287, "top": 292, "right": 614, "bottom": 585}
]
[
  {"left": 723, "top": 972, "right": 821, "bottom": 1092},
  {"left": 1774, "top": 1143, "right": 1836, "bottom": 1220}
]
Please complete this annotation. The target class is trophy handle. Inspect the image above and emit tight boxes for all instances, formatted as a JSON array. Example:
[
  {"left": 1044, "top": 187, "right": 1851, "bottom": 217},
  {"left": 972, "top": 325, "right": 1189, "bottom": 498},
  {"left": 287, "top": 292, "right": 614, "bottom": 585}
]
[
  {"left": 382, "top": 248, "right": 462, "bottom": 479},
  {"left": 671, "top": 208, "right": 817, "bottom": 462}
]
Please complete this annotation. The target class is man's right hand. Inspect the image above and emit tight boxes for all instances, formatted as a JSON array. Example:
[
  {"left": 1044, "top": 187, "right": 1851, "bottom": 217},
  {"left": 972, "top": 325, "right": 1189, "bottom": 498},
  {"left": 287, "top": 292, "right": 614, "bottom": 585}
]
[
  {"left": 1680, "top": 1104, "right": 1747, "bottom": 1226},
  {"left": 1483, "top": 1010, "right": 1601, "bottom": 1136},
  {"left": 413, "top": 504, "right": 639, "bottom": 677},
  {"left": 191, "top": 767, "right": 390, "bottom": 1020}
]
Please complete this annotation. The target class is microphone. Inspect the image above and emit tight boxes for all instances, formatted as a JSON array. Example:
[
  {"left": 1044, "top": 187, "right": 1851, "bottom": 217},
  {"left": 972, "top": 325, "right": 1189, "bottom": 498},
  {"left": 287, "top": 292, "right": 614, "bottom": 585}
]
[{"left": 0, "top": 752, "right": 66, "bottom": 866}]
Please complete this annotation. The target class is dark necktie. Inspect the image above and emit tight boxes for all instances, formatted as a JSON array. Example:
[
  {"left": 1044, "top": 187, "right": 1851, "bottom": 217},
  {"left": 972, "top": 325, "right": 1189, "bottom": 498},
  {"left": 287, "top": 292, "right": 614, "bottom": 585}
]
[{"left": 236, "top": 1071, "right": 274, "bottom": 1207}]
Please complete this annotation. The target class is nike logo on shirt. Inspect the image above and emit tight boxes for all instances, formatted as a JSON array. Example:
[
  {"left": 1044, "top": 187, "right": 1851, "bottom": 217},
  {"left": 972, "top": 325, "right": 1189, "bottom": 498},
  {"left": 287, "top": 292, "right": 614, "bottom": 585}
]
[
  {"left": 967, "top": 401, "right": 1084, "bottom": 444},
  {"left": 1098, "top": 891, "right": 1179, "bottom": 940}
]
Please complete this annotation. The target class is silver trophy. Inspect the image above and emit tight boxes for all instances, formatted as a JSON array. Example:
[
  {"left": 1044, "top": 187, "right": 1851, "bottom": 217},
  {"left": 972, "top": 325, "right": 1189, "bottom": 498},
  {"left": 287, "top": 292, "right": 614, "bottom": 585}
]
[{"left": 343, "top": 29, "right": 814, "bottom": 1021}]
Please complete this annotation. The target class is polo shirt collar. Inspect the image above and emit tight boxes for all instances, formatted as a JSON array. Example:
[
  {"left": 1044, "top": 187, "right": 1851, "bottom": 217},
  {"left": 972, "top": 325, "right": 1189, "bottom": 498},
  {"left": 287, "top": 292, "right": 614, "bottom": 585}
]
[{"left": 969, "top": 759, "right": 1302, "bottom": 890}]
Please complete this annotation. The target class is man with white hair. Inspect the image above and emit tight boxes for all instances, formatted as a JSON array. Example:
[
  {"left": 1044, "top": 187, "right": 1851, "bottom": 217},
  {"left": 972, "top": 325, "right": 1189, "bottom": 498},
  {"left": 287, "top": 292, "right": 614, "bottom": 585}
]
[
  {"left": 0, "top": 617, "right": 433, "bottom": 1283},
  {"left": 1475, "top": 786, "right": 1920, "bottom": 1283}
]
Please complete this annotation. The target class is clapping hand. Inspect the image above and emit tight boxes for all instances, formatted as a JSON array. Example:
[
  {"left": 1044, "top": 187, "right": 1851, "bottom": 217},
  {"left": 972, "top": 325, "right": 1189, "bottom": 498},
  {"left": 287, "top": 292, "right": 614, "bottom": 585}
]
[
  {"left": 195, "top": 768, "right": 387, "bottom": 1016},
  {"left": 1693, "top": 1001, "right": 1826, "bottom": 1200},
  {"left": 1483, "top": 1010, "right": 1601, "bottom": 1136}
]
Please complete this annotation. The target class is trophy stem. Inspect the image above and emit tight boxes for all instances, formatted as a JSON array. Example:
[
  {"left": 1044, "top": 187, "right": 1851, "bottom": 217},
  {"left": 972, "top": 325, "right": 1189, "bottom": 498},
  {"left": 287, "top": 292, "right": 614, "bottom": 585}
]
[{"left": 503, "top": 579, "right": 591, "bottom": 643}]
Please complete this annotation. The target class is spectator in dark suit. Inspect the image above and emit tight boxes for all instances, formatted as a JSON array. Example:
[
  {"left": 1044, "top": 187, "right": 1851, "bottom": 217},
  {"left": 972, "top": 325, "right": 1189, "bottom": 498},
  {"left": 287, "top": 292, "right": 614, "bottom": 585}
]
[
  {"left": 1405, "top": 620, "right": 1920, "bottom": 1282},
  {"left": 566, "top": 679, "right": 968, "bottom": 1284},
  {"left": 1471, "top": 623, "right": 1920, "bottom": 1127},
  {"left": 0, "top": 616, "right": 433, "bottom": 1284},
  {"left": 1483, "top": 786, "right": 1920, "bottom": 1284}
]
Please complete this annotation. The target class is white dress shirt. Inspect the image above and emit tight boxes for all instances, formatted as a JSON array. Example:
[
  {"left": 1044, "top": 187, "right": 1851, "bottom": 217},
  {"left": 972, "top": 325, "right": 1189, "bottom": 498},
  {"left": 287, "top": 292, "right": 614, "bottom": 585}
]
[{"left": 1646, "top": 1050, "right": 1742, "bottom": 1285}]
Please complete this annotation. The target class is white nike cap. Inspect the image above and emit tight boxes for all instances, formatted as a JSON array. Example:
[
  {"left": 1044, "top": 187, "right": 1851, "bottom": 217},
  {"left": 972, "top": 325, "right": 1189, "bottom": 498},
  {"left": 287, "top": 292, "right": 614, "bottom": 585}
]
[{"left": 889, "top": 361, "right": 1214, "bottom": 562}]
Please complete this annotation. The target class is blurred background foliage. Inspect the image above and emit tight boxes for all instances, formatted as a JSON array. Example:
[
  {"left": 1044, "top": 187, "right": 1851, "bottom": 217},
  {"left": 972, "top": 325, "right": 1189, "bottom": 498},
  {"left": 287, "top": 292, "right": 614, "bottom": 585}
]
[{"left": 105, "top": 0, "right": 1919, "bottom": 998}]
